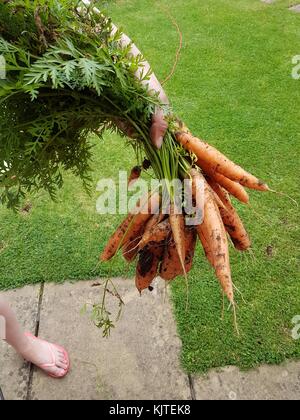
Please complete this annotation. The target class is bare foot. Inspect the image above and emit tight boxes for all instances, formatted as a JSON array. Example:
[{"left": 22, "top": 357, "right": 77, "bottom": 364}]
[{"left": 21, "top": 334, "right": 69, "bottom": 378}]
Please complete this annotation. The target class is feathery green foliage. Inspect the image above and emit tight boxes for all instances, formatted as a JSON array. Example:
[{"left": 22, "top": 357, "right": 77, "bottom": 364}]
[{"left": 0, "top": 0, "right": 163, "bottom": 209}]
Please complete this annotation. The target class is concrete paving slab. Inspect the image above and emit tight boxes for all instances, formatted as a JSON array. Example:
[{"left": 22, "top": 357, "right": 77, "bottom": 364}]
[
  {"left": 192, "top": 362, "right": 300, "bottom": 400},
  {"left": 0, "top": 285, "right": 40, "bottom": 400},
  {"left": 261, "top": 0, "right": 275, "bottom": 4},
  {"left": 289, "top": 4, "right": 300, "bottom": 13},
  {"left": 30, "top": 279, "right": 191, "bottom": 400}
]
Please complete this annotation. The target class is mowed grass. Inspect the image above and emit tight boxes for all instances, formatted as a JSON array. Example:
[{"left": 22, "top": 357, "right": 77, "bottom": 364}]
[{"left": 1, "top": 0, "right": 300, "bottom": 373}]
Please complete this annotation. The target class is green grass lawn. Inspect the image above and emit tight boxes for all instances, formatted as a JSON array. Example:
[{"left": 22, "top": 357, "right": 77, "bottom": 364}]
[{"left": 1, "top": 0, "right": 300, "bottom": 373}]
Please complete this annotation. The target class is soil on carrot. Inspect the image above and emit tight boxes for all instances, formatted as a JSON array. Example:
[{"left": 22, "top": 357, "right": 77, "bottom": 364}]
[{"left": 0, "top": 0, "right": 299, "bottom": 373}]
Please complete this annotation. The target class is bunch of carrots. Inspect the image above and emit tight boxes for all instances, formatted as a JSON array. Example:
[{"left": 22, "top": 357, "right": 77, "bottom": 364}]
[{"left": 101, "top": 121, "right": 269, "bottom": 312}]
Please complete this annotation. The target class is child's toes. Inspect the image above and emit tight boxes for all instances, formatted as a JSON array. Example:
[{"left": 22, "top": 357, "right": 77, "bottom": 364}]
[{"left": 57, "top": 358, "right": 68, "bottom": 369}]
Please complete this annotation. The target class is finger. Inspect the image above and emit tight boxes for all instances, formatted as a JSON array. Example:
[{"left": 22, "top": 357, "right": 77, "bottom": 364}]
[
  {"left": 150, "top": 123, "right": 164, "bottom": 149},
  {"left": 152, "top": 108, "right": 164, "bottom": 123}
]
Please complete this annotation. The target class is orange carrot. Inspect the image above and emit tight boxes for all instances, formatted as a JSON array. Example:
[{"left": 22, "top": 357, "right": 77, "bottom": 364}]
[
  {"left": 208, "top": 179, "right": 251, "bottom": 251},
  {"left": 123, "top": 213, "right": 165, "bottom": 262},
  {"left": 189, "top": 169, "right": 215, "bottom": 266},
  {"left": 220, "top": 207, "right": 251, "bottom": 251},
  {"left": 144, "top": 213, "right": 164, "bottom": 231},
  {"left": 136, "top": 242, "right": 164, "bottom": 292},
  {"left": 138, "top": 219, "right": 171, "bottom": 251},
  {"left": 196, "top": 179, "right": 234, "bottom": 302},
  {"left": 175, "top": 131, "right": 269, "bottom": 191},
  {"left": 189, "top": 168, "right": 226, "bottom": 212},
  {"left": 184, "top": 227, "right": 197, "bottom": 274},
  {"left": 160, "top": 237, "right": 183, "bottom": 281},
  {"left": 122, "top": 230, "right": 144, "bottom": 262},
  {"left": 100, "top": 192, "right": 160, "bottom": 261},
  {"left": 196, "top": 158, "right": 249, "bottom": 204},
  {"left": 160, "top": 227, "right": 197, "bottom": 280},
  {"left": 100, "top": 213, "right": 134, "bottom": 262},
  {"left": 169, "top": 203, "right": 186, "bottom": 276},
  {"left": 210, "top": 187, "right": 227, "bottom": 210},
  {"left": 205, "top": 176, "right": 231, "bottom": 208},
  {"left": 188, "top": 168, "right": 205, "bottom": 216},
  {"left": 197, "top": 226, "right": 215, "bottom": 267}
]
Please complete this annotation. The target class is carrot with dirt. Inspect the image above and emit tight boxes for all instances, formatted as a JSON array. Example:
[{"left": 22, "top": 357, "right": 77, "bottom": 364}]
[
  {"left": 184, "top": 227, "right": 197, "bottom": 274},
  {"left": 188, "top": 168, "right": 205, "bottom": 218},
  {"left": 136, "top": 242, "right": 164, "bottom": 291},
  {"left": 189, "top": 168, "right": 225, "bottom": 212},
  {"left": 169, "top": 203, "right": 187, "bottom": 277},
  {"left": 189, "top": 169, "right": 236, "bottom": 302},
  {"left": 100, "top": 192, "right": 160, "bottom": 262},
  {"left": 196, "top": 177, "right": 234, "bottom": 303},
  {"left": 138, "top": 219, "right": 171, "bottom": 251},
  {"left": 205, "top": 176, "right": 232, "bottom": 208},
  {"left": 175, "top": 131, "right": 269, "bottom": 191},
  {"left": 100, "top": 213, "right": 135, "bottom": 262},
  {"left": 220, "top": 205, "right": 251, "bottom": 252},
  {"left": 160, "top": 225, "right": 197, "bottom": 279},
  {"left": 207, "top": 178, "right": 251, "bottom": 251},
  {"left": 122, "top": 230, "right": 144, "bottom": 262},
  {"left": 144, "top": 213, "right": 165, "bottom": 231},
  {"left": 160, "top": 236, "right": 183, "bottom": 281},
  {"left": 121, "top": 192, "right": 161, "bottom": 260},
  {"left": 123, "top": 213, "right": 165, "bottom": 261},
  {"left": 189, "top": 169, "right": 214, "bottom": 267},
  {"left": 196, "top": 158, "right": 249, "bottom": 204},
  {"left": 197, "top": 227, "right": 215, "bottom": 267}
]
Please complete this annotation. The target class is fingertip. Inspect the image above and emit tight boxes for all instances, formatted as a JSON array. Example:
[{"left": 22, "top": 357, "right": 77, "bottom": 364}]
[
  {"left": 150, "top": 136, "right": 162, "bottom": 149},
  {"left": 155, "top": 136, "right": 164, "bottom": 149}
]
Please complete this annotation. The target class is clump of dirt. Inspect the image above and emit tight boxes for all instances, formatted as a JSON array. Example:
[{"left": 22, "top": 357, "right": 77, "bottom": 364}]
[
  {"left": 266, "top": 245, "right": 274, "bottom": 257},
  {"left": 20, "top": 202, "right": 32, "bottom": 215}
]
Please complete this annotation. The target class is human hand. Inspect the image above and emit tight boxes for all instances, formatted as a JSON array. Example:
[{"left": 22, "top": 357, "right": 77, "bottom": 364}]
[
  {"left": 150, "top": 107, "right": 168, "bottom": 149},
  {"left": 115, "top": 106, "right": 168, "bottom": 148}
]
